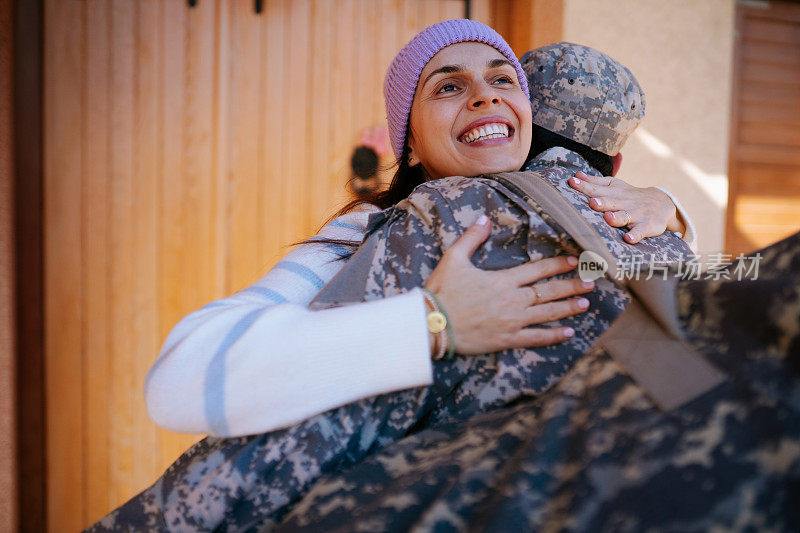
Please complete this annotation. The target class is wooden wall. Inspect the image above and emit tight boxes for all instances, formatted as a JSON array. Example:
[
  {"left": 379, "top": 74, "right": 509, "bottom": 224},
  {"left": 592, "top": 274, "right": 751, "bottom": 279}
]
[
  {"left": 43, "top": 0, "right": 506, "bottom": 529},
  {"left": 1, "top": 0, "right": 18, "bottom": 530},
  {"left": 726, "top": 1, "right": 800, "bottom": 255}
]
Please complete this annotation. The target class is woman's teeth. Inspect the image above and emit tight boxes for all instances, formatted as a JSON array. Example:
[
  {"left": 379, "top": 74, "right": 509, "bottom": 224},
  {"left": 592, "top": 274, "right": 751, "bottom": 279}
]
[{"left": 460, "top": 123, "right": 510, "bottom": 144}]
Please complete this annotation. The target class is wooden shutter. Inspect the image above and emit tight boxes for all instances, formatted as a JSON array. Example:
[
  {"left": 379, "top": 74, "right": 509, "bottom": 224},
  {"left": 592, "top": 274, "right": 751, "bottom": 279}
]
[{"left": 727, "top": 0, "right": 800, "bottom": 255}]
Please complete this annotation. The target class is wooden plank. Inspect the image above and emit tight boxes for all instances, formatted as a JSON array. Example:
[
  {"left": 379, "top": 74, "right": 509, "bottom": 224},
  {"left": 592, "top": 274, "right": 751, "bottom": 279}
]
[
  {"left": 214, "top": 0, "right": 231, "bottom": 295},
  {"left": 735, "top": 163, "right": 800, "bottom": 195},
  {"left": 742, "top": 17, "right": 800, "bottom": 46},
  {"left": 44, "top": 0, "right": 85, "bottom": 529},
  {"left": 307, "top": 0, "right": 336, "bottom": 233},
  {"left": 744, "top": 2, "right": 800, "bottom": 24},
  {"left": 280, "top": 0, "right": 305, "bottom": 243},
  {"left": 157, "top": 0, "right": 198, "bottom": 477},
  {"left": 13, "top": 0, "right": 46, "bottom": 527},
  {"left": 741, "top": 40, "right": 800, "bottom": 67},
  {"left": 259, "top": 0, "right": 287, "bottom": 270},
  {"left": 227, "top": 0, "right": 263, "bottom": 290},
  {"left": 741, "top": 61, "right": 800, "bottom": 86},
  {"left": 108, "top": 0, "right": 136, "bottom": 510},
  {"left": 725, "top": 1, "right": 745, "bottom": 256},
  {"left": 734, "top": 196, "right": 800, "bottom": 219},
  {"left": 739, "top": 80, "right": 800, "bottom": 104},
  {"left": 82, "top": 0, "right": 111, "bottom": 524},
  {"left": 739, "top": 121, "right": 800, "bottom": 147},
  {"left": 0, "top": 0, "right": 18, "bottom": 530},
  {"left": 734, "top": 144, "right": 800, "bottom": 166},
  {"left": 739, "top": 101, "right": 800, "bottom": 127},
  {"left": 131, "top": 0, "right": 160, "bottom": 503}
]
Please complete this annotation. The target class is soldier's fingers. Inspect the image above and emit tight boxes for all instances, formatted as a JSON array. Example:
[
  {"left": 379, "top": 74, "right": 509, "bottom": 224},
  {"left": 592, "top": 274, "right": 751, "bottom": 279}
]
[
  {"left": 528, "top": 278, "right": 594, "bottom": 305},
  {"left": 508, "top": 255, "right": 578, "bottom": 286},
  {"left": 603, "top": 210, "right": 633, "bottom": 228},
  {"left": 574, "top": 170, "right": 615, "bottom": 187},
  {"left": 525, "top": 297, "right": 590, "bottom": 325},
  {"left": 508, "top": 326, "right": 575, "bottom": 349},
  {"left": 444, "top": 215, "right": 491, "bottom": 260}
]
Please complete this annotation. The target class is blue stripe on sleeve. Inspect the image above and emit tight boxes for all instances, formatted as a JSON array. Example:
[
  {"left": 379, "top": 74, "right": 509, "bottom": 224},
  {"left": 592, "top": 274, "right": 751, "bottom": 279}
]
[
  {"left": 328, "top": 219, "right": 364, "bottom": 232},
  {"left": 240, "top": 286, "right": 289, "bottom": 304},
  {"left": 274, "top": 260, "right": 325, "bottom": 290},
  {"left": 205, "top": 308, "right": 266, "bottom": 436}
]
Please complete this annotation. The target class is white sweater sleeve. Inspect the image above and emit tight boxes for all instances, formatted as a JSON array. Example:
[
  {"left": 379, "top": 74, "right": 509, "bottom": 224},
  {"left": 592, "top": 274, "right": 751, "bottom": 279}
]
[
  {"left": 144, "top": 209, "right": 433, "bottom": 438},
  {"left": 653, "top": 186, "right": 698, "bottom": 253}
]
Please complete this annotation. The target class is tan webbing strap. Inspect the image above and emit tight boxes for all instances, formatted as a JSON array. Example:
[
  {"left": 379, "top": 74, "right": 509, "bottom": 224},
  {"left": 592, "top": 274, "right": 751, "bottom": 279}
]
[
  {"left": 491, "top": 171, "right": 724, "bottom": 411},
  {"left": 494, "top": 172, "right": 621, "bottom": 281}
]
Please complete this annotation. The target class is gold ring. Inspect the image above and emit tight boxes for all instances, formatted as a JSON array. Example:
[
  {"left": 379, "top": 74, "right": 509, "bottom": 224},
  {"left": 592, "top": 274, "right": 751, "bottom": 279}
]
[
  {"left": 530, "top": 284, "right": 542, "bottom": 304},
  {"left": 621, "top": 210, "right": 632, "bottom": 225}
]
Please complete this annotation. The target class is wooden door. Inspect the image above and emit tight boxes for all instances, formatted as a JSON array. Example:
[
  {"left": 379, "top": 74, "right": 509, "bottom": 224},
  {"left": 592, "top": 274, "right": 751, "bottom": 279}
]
[
  {"left": 43, "top": 0, "right": 498, "bottom": 529},
  {"left": 726, "top": 0, "right": 800, "bottom": 255}
]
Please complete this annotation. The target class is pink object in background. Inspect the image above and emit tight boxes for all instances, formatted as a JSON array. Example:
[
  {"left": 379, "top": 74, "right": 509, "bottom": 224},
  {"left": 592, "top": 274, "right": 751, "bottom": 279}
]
[{"left": 359, "top": 126, "right": 391, "bottom": 157}]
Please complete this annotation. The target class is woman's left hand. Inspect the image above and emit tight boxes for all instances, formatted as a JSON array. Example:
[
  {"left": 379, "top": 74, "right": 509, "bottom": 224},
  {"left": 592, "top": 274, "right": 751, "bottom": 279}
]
[{"left": 568, "top": 171, "right": 686, "bottom": 244}]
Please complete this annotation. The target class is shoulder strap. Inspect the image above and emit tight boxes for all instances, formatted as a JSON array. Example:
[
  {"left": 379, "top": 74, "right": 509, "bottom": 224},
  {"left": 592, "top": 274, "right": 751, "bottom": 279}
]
[
  {"left": 491, "top": 171, "right": 724, "bottom": 411},
  {"left": 493, "top": 172, "right": 622, "bottom": 281}
]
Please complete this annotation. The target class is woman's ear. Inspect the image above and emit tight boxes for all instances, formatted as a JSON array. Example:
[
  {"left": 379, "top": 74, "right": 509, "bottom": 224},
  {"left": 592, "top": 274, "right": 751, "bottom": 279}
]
[{"left": 407, "top": 136, "right": 420, "bottom": 167}]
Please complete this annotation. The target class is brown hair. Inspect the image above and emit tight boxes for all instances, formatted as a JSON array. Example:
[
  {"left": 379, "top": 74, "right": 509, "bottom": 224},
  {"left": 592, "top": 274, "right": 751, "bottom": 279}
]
[{"left": 297, "top": 142, "right": 426, "bottom": 260}]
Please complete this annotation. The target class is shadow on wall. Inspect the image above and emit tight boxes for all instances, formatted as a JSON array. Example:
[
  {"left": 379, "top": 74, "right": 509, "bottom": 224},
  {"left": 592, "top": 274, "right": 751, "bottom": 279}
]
[{"left": 621, "top": 127, "right": 735, "bottom": 256}]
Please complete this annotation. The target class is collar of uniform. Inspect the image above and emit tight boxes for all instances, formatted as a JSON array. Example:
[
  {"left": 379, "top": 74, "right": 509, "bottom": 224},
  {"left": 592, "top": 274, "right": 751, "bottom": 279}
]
[{"left": 523, "top": 147, "right": 597, "bottom": 177}]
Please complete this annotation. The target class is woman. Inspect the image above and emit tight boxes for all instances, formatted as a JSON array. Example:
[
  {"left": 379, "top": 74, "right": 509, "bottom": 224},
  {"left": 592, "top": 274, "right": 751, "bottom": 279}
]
[
  {"left": 144, "top": 19, "right": 693, "bottom": 439},
  {"left": 91, "top": 19, "right": 695, "bottom": 532}
]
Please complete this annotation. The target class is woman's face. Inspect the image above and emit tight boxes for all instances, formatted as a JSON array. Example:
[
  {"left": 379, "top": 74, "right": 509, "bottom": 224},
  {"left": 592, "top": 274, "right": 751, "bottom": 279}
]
[{"left": 407, "top": 42, "right": 532, "bottom": 181}]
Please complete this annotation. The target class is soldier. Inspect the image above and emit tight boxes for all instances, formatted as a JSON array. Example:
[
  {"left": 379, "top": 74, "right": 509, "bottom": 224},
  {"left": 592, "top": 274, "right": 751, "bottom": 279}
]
[{"left": 308, "top": 42, "right": 692, "bottom": 423}]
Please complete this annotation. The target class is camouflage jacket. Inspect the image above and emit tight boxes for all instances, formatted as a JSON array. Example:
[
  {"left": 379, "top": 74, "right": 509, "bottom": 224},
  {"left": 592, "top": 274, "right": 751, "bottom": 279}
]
[{"left": 312, "top": 147, "right": 693, "bottom": 421}]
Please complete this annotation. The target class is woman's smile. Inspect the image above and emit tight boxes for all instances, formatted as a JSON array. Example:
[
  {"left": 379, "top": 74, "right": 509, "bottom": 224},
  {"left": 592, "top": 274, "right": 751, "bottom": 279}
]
[
  {"left": 458, "top": 116, "right": 514, "bottom": 145},
  {"left": 407, "top": 42, "right": 532, "bottom": 182}
]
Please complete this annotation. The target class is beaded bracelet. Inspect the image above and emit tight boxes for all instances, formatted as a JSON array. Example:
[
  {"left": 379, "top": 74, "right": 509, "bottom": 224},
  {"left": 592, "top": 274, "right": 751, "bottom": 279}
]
[
  {"left": 421, "top": 289, "right": 447, "bottom": 360},
  {"left": 422, "top": 289, "right": 455, "bottom": 360}
]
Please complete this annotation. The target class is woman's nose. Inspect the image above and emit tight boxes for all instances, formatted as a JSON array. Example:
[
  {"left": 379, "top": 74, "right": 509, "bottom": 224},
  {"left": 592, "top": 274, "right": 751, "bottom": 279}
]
[{"left": 468, "top": 83, "right": 501, "bottom": 109}]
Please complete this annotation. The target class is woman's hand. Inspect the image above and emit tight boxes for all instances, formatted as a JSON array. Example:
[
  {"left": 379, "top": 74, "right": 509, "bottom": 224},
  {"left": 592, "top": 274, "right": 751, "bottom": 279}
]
[
  {"left": 568, "top": 171, "right": 686, "bottom": 244},
  {"left": 424, "top": 215, "right": 594, "bottom": 356}
]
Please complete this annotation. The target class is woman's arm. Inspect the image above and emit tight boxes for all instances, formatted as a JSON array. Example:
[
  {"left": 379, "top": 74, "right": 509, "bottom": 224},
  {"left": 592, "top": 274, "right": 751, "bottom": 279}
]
[
  {"left": 145, "top": 209, "right": 433, "bottom": 438},
  {"left": 146, "top": 205, "right": 595, "bottom": 438}
]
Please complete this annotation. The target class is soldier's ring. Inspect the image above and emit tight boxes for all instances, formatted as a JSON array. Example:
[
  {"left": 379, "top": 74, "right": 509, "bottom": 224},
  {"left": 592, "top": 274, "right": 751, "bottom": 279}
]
[{"left": 530, "top": 284, "right": 543, "bottom": 304}]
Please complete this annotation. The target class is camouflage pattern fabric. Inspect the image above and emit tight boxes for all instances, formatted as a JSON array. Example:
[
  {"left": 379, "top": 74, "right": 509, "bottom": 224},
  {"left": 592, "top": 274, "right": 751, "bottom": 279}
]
[
  {"left": 279, "top": 231, "right": 800, "bottom": 532},
  {"left": 521, "top": 43, "right": 645, "bottom": 155},
  {"left": 85, "top": 148, "right": 691, "bottom": 531}
]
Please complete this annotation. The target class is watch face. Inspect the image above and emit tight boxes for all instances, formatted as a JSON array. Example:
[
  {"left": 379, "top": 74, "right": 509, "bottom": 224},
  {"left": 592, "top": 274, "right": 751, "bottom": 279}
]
[{"left": 427, "top": 312, "right": 447, "bottom": 334}]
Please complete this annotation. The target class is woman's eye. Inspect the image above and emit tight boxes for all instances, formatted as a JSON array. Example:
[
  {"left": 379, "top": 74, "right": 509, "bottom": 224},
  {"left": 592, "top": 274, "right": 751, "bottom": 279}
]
[
  {"left": 492, "top": 76, "right": 514, "bottom": 86},
  {"left": 437, "top": 83, "right": 459, "bottom": 94}
]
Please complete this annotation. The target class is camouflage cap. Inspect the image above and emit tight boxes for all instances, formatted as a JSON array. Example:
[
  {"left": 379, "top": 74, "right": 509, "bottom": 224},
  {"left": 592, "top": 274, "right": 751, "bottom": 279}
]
[{"left": 520, "top": 42, "right": 645, "bottom": 156}]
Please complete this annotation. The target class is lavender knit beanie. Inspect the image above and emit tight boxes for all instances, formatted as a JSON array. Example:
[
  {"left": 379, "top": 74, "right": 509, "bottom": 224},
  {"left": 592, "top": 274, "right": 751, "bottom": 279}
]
[{"left": 384, "top": 19, "right": 529, "bottom": 161}]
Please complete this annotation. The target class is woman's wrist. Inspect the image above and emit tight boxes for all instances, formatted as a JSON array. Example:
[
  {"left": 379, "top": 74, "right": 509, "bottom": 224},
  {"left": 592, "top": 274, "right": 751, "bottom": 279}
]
[
  {"left": 422, "top": 288, "right": 453, "bottom": 360},
  {"left": 667, "top": 209, "right": 687, "bottom": 236}
]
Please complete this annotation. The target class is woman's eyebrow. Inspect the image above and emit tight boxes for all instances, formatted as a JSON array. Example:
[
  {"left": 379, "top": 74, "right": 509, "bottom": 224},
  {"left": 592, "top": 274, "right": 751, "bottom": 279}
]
[
  {"left": 488, "top": 58, "right": 513, "bottom": 69},
  {"left": 421, "top": 64, "right": 465, "bottom": 88}
]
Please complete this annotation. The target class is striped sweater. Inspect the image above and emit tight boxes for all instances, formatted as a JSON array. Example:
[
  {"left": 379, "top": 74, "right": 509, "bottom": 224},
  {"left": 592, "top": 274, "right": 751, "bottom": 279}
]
[{"left": 145, "top": 194, "right": 696, "bottom": 438}]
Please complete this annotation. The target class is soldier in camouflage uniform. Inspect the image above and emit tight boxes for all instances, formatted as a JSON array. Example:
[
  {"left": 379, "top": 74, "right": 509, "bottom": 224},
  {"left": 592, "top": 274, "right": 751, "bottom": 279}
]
[
  {"left": 280, "top": 232, "right": 800, "bottom": 533},
  {"left": 86, "top": 43, "right": 692, "bottom": 532}
]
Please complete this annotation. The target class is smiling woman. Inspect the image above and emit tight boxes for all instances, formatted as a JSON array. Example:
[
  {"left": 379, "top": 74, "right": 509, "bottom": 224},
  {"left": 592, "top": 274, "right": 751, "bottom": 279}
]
[{"left": 407, "top": 42, "right": 532, "bottom": 180}]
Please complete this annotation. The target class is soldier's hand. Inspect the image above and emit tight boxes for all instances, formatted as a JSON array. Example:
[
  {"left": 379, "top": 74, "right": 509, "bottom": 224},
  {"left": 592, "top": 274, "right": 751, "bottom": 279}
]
[
  {"left": 423, "top": 215, "right": 595, "bottom": 355},
  {"left": 568, "top": 170, "right": 686, "bottom": 244}
]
